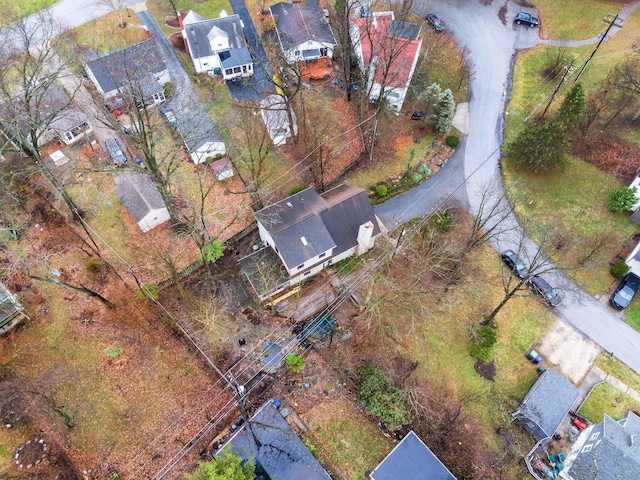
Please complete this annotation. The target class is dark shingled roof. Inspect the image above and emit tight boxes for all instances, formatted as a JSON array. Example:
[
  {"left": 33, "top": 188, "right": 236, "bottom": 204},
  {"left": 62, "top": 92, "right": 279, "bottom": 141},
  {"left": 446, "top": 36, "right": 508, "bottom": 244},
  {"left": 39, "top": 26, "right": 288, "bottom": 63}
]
[
  {"left": 370, "top": 431, "right": 457, "bottom": 480},
  {"left": 567, "top": 412, "right": 640, "bottom": 480},
  {"left": 182, "top": 12, "right": 252, "bottom": 68},
  {"left": 270, "top": 2, "right": 336, "bottom": 51},
  {"left": 388, "top": 19, "right": 421, "bottom": 40},
  {"left": 85, "top": 39, "right": 166, "bottom": 96},
  {"left": 514, "top": 369, "right": 579, "bottom": 440},
  {"left": 113, "top": 172, "right": 168, "bottom": 224},
  {"left": 226, "top": 401, "right": 332, "bottom": 480},
  {"left": 254, "top": 185, "right": 379, "bottom": 271}
]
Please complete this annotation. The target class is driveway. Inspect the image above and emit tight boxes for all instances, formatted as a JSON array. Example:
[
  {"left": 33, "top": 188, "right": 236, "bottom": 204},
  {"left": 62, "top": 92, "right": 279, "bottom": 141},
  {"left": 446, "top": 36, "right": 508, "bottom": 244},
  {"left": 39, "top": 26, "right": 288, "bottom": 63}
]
[{"left": 378, "top": 0, "right": 640, "bottom": 374}]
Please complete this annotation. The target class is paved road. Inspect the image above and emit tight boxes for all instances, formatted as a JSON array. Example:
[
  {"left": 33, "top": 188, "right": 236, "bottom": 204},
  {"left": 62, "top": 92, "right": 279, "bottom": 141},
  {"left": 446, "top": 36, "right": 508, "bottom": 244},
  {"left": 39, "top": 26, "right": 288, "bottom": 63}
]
[{"left": 377, "top": 0, "right": 640, "bottom": 373}]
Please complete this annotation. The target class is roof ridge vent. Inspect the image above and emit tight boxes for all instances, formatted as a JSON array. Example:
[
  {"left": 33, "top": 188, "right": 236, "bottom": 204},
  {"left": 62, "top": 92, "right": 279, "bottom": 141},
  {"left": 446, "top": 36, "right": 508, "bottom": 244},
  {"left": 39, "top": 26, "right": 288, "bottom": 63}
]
[{"left": 301, "top": 236, "right": 308, "bottom": 246}]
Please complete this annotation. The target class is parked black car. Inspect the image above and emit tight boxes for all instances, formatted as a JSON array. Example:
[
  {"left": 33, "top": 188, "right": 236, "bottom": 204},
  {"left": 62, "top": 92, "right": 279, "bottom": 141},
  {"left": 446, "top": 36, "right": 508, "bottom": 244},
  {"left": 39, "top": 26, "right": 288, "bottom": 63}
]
[
  {"left": 514, "top": 11, "right": 539, "bottom": 27},
  {"left": 527, "top": 276, "right": 561, "bottom": 307},
  {"left": 610, "top": 273, "right": 640, "bottom": 310},
  {"left": 426, "top": 14, "right": 445, "bottom": 33},
  {"left": 501, "top": 249, "right": 528, "bottom": 279},
  {"left": 411, "top": 111, "right": 425, "bottom": 120}
]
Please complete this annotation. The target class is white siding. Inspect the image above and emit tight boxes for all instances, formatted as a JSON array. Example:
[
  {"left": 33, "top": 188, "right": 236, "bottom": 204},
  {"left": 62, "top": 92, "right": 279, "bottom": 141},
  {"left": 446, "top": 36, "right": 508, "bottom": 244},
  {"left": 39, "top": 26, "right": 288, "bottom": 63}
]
[
  {"left": 190, "top": 141, "right": 227, "bottom": 164},
  {"left": 138, "top": 207, "right": 171, "bottom": 233}
]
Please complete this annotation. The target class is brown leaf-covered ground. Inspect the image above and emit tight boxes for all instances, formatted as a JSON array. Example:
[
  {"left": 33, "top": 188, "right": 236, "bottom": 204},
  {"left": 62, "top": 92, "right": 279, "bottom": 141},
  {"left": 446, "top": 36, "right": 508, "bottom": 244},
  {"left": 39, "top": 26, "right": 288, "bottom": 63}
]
[{"left": 571, "top": 134, "right": 640, "bottom": 180}]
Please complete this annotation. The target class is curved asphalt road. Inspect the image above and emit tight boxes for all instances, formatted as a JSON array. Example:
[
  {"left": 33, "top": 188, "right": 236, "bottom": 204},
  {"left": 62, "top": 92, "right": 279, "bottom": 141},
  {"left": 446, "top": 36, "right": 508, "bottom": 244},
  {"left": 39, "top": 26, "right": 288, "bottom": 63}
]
[{"left": 377, "top": 0, "right": 640, "bottom": 373}]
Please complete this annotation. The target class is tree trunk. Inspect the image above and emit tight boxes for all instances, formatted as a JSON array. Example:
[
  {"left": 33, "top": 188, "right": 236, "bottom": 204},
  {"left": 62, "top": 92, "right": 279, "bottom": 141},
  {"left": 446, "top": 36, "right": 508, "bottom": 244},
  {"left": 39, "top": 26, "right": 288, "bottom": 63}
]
[
  {"left": 480, "top": 281, "right": 524, "bottom": 326},
  {"left": 28, "top": 274, "right": 116, "bottom": 309}
]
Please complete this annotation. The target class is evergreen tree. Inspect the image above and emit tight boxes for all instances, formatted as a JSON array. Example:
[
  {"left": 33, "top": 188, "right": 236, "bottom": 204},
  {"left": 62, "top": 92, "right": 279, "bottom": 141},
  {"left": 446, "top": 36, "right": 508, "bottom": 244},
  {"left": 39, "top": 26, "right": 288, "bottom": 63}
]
[
  {"left": 185, "top": 446, "right": 255, "bottom": 480},
  {"left": 506, "top": 83, "right": 585, "bottom": 172},
  {"left": 435, "top": 89, "right": 455, "bottom": 134}
]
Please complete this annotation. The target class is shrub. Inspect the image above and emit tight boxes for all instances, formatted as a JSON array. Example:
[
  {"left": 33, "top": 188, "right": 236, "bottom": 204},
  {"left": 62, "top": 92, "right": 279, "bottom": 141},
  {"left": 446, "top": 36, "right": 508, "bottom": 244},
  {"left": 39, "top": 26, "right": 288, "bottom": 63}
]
[
  {"left": 84, "top": 258, "right": 103, "bottom": 275},
  {"left": 104, "top": 343, "right": 124, "bottom": 359},
  {"left": 355, "top": 362, "right": 410, "bottom": 431},
  {"left": 136, "top": 283, "right": 159, "bottom": 300},
  {"left": 375, "top": 184, "right": 388, "bottom": 198},
  {"left": 285, "top": 353, "right": 306, "bottom": 373},
  {"left": 607, "top": 187, "right": 637, "bottom": 212},
  {"left": 428, "top": 210, "right": 453, "bottom": 232},
  {"left": 163, "top": 82, "right": 172, "bottom": 98},
  {"left": 446, "top": 135, "right": 459, "bottom": 148},
  {"left": 611, "top": 259, "right": 630, "bottom": 279},
  {"left": 291, "top": 185, "right": 308, "bottom": 195},
  {"left": 202, "top": 240, "right": 225, "bottom": 263},
  {"left": 469, "top": 324, "right": 497, "bottom": 361}
]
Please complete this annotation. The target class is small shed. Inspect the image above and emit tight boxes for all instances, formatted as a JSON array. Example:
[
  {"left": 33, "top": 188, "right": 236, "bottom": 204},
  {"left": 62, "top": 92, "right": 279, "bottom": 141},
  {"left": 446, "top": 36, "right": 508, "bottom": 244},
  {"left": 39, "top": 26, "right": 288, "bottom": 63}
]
[
  {"left": 513, "top": 369, "right": 579, "bottom": 440},
  {"left": 210, "top": 157, "right": 233, "bottom": 180},
  {"left": 0, "top": 283, "right": 27, "bottom": 335},
  {"left": 114, "top": 172, "right": 171, "bottom": 233},
  {"left": 370, "top": 430, "right": 457, "bottom": 480},
  {"left": 260, "top": 94, "right": 297, "bottom": 146}
]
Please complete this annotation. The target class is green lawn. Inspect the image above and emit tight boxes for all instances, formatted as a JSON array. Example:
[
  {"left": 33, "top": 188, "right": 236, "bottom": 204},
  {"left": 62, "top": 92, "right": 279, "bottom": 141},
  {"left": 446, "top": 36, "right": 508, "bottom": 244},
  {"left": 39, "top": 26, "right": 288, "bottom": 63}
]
[
  {"left": 579, "top": 382, "right": 640, "bottom": 423},
  {"left": 0, "top": 0, "right": 58, "bottom": 27},
  {"left": 146, "top": 0, "right": 233, "bottom": 36},
  {"left": 596, "top": 353, "right": 640, "bottom": 393},
  {"left": 502, "top": 156, "right": 637, "bottom": 295},
  {"left": 535, "top": 0, "right": 635, "bottom": 41}
]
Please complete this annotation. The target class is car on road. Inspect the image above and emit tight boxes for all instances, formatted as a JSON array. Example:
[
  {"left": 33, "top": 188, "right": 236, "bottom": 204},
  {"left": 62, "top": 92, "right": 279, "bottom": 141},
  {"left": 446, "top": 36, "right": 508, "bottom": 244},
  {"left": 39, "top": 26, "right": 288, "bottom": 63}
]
[
  {"left": 501, "top": 249, "right": 528, "bottom": 279},
  {"left": 425, "top": 14, "right": 445, "bottom": 33},
  {"left": 159, "top": 104, "right": 177, "bottom": 128},
  {"left": 514, "top": 12, "right": 539, "bottom": 27},
  {"left": 105, "top": 137, "right": 127, "bottom": 165},
  {"left": 527, "top": 276, "right": 561, "bottom": 307},
  {"left": 610, "top": 272, "right": 640, "bottom": 310}
]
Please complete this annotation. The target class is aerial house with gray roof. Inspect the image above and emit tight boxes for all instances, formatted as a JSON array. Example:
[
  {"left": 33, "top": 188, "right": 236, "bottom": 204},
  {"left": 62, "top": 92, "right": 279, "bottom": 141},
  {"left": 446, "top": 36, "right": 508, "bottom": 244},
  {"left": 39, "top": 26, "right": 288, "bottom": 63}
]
[
  {"left": 182, "top": 10, "right": 254, "bottom": 81},
  {"left": 270, "top": 2, "right": 337, "bottom": 64},
  {"left": 114, "top": 172, "right": 171, "bottom": 233},
  {"left": 240, "top": 185, "right": 380, "bottom": 300},
  {"left": 513, "top": 369, "right": 580, "bottom": 441}
]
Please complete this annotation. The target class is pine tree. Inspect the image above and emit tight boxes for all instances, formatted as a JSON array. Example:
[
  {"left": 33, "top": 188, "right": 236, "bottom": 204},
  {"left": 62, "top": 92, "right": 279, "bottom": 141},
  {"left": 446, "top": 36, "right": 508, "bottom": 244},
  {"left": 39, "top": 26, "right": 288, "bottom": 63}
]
[{"left": 435, "top": 89, "right": 455, "bottom": 134}]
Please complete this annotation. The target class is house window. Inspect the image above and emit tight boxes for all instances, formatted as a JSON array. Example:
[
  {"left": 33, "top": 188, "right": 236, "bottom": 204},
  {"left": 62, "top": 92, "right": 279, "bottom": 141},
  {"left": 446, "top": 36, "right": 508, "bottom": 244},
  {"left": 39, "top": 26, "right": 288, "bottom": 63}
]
[
  {"left": 152, "top": 91, "right": 166, "bottom": 103},
  {"left": 320, "top": 47, "right": 328, "bottom": 57},
  {"left": 233, "top": 67, "right": 241, "bottom": 73},
  {"left": 319, "top": 252, "right": 326, "bottom": 259},
  {"left": 590, "top": 432, "right": 600, "bottom": 441},
  {"left": 581, "top": 444, "right": 593, "bottom": 453},
  {"left": 294, "top": 50, "right": 300, "bottom": 56},
  {"left": 274, "top": 246, "right": 279, "bottom": 253},
  {"left": 225, "top": 68, "right": 233, "bottom": 75},
  {"left": 64, "top": 131, "right": 74, "bottom": 142},
  {"left": 303, "top": 270, "right": 311, "bottom": 276},
  {"left": 297, "top": 263, "right": 305, "bottom": 270}
]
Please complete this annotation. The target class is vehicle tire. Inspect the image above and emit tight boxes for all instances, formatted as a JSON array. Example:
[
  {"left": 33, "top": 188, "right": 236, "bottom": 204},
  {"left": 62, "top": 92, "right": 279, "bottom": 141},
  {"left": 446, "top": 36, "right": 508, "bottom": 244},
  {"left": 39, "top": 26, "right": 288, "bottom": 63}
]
[{"left": 530, "top": 23, "right": 535, "bottom": 27}]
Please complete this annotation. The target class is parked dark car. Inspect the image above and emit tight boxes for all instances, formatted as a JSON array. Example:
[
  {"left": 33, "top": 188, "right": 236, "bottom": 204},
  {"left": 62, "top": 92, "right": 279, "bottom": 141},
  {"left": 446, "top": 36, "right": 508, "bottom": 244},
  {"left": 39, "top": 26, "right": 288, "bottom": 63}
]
[
  {"left": 610, "top": 272, "right": 640, "bottom": 310},
  {"left": 411, "top": 111, "right": 425, "bottom": 120},
  {"left": 104, "top": 137, "right": 126, "bottom": 165},
  {"left": 514, "top": 12, "right": 539, "bottom": 27},
  {"left": 501, "top": 249, "right": 528, "bottom": 279},
  {"left": 527, "top": 276, "right": 561, "bottom": 307},
  {"left": 159, "top": 104, "right": 177, "bottom": 127},
  {"left": 426, "top": 14, "right": 445, "bottom": 33}
]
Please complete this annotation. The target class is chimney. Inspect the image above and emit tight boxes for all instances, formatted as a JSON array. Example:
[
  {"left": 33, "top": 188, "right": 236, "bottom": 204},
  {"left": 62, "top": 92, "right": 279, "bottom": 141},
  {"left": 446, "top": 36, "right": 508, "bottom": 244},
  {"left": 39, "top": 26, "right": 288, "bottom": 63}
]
[
  {"left": 356, "top": 221, "right": 374, "bottom": 255},
  {"left": 631, "top": 434, "right": 637, "bottom": 446}
]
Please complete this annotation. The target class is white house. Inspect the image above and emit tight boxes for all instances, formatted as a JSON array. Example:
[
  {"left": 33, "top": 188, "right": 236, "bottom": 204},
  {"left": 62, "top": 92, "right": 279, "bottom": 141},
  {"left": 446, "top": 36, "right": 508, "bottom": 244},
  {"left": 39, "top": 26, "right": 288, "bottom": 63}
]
[
  {"left": 85, "top": 39, "right": 170, "bottom": 110},
  {"left": 182, "top": 10, "right": 254, "bottom": 81},
  {"left": 240, "top": 185, "right": 380, "bottom": 300},
  {"left": 270, "top": 2, "right": 337, "bottom": 64},
  {"left": 350, "top": 11, "right": 422, "bottom": 112},
  {"left": 114, "top": 172, "right": 171, "bottom": 233},
  {"left": 259, "top": 94, "right": 297, "bottom": 146}
]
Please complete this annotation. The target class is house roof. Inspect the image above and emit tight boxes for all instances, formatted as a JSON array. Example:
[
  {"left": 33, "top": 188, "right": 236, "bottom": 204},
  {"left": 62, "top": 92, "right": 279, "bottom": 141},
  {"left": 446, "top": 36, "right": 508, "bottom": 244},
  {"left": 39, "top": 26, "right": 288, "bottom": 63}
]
[
  {"left": 514, "top": 369, "right": 579, "bottom": 440},
  {"left": 225, "top": 400, "right": 332, "bottom": 480},
  {"left": 173, "top": 94, "right": 224, "bottom": 151},
  {"left": 254, "top": 185, "right": 379, "bottom": 270},
  {"left": 352, "top": 12, "right": 422, "bottom": 88},
  {"left": 182, "top": 12, "right": 252, "bottom": 68},
  {"left": 85, "top": 39, "right": 166, "bottom": 96},
  {"left": 113, "top": 172, "right": 169, "bottom": 224},
  {"left": 0, "top": 284, "right": 22, "bottom": 326},
  {"left": 259, "top": 94, "right": 296, "bottom": 142},
  {"left": 370, "top": 431, "right": 457, "bottom": 480},
  {"left": 270, "top": 2, "right": 336, "bottom": 51},
  {"left": 567, "top": 412, "right": 640, "bottom": 480}
]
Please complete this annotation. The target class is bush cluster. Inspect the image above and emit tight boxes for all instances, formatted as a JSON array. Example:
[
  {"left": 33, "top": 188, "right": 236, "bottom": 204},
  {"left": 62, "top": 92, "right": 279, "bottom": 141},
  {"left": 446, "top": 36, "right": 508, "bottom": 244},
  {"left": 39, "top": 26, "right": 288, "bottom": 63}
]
[
  {"left": 445, "top": 135, "right": 459, "bottom": 148},
  {"left": 355, "top": 362, "right": 410, "bottom": 431},
  {"left": 611, "top": 259, "right": 630, "bottom": 279},
  {"left": 607, "top": 187, "right": 637, "bottom": 213},
  {"left": 375, "top": 184, "right": 388, "bottom": 198},
  {"left": 469, "top": 324, "right": 497, "bottom": 361}
]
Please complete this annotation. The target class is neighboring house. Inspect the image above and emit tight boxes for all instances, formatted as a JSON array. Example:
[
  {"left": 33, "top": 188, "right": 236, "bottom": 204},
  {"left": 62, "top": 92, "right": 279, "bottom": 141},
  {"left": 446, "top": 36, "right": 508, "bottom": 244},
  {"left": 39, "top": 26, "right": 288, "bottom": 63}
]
[
  {"left": 259, "top": 94, "right": 297, "bottom": 146},
  {"left": 241, "top": 185, "right": 380, "bottom": 300},
  {"left": 0, "top": 283, "right": 27, "bottom": 335},
  {"left": 270, "top": 2, "right": 337, "bottom": 64},
  {"left": 223, "top": 400, "right": 332, "bottom": 480},
  {"left": 114, "top": 172, "right": 171, "bottom": 232},
  {"left": 182, "top": 10, "right": 254, "bottom": 81},
  {"left": 350, "top": 11, "right": 423, "bottom": 112},
  {"left": 85, "top": 39, "right": 170, "bottom": 110},
  {"left": 626, "top": 241, "right": 640, "bottom": 276},
  {"left": 1, "top": 81, "right": 92, "bottom": 148},
  {"left": 370, "top": 431, "right": 457, "bottom": 480},
  {"left": 559, "top": 411, "right": 640, "bottom": 479},
  {"left": 175, "top": 94, "right": 226, "bottom": 163},
  {"left": 513, "top": 369, "right": 579, "bottom": 441}
]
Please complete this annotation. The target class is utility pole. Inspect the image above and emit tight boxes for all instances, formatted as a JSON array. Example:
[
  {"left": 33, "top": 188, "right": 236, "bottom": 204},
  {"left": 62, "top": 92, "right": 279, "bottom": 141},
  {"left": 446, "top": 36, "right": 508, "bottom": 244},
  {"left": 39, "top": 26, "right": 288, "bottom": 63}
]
[
  {"left": 541, "top": 59, "right": 574, "bottom": 119},
  {"left": 575, "top": 14, "right": 619, "bottom": 82}
]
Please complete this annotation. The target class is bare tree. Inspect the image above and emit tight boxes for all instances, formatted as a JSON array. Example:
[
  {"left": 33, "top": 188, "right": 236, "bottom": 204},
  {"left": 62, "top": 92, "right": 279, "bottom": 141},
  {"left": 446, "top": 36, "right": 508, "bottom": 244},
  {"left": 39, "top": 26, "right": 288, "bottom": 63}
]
[
  {"left": 92, "top": 0, "right": 127, "bottom": 28},
  {"left": 159, "top": 0, "right": 186, "bottom": 19}
]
